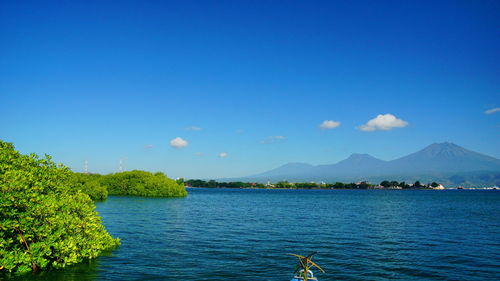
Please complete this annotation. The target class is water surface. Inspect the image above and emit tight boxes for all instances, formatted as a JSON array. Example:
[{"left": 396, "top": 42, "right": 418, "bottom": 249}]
[{"left": 10, "top": 188, "right": 500, "bottom": 280}]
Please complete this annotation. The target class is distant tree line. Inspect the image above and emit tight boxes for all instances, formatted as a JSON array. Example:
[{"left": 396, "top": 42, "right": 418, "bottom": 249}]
[
  {"left": 379, "top": 180, "right": 439, "bottom": 189},
  {"left": 185, "top": 179, "right": 440, "bottom": 189},
  {"left": 185, "top": 179, "right": 262, "bottom": 188}
]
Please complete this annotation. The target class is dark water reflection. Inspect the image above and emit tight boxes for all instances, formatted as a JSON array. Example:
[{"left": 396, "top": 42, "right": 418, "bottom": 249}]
[{"left": 6, "top": 189, "right": 500, "bottom": 280}]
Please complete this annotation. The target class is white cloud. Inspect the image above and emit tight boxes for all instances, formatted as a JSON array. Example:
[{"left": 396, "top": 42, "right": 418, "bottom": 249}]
[
  {"left": 358, "top": 114, "right": 408, "bottom": 132},
  {"left": 260, "top": 135, "right": 285, "bottom": 144},
  {"left": 485, "top": 108, "right": 500, "bottom": 115},
  {"left": 319, "top": 120, "right": 341, "bottom": 130},
  {"left": 235, "top": 129, "right": 245, "bottom": 134},
  {"left": 218, "top": 152, "right": 228, "bottom": 158},
  {"left": 186, "top": 126, "right": 202, "bottom": 131},
  {"left": 195, "top": 152, "right": 204, "bottom": 156},
  {"left": 169, "top": 137, "right": 188, "bottom": 149},
  {"left": 144, "top": 144, "right": 154, "bottom": 150}
]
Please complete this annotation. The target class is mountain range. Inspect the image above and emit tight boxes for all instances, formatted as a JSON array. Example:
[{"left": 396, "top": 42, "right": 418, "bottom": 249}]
[{"left": 227, "top": 142, "right": 500, "bottom": 187}]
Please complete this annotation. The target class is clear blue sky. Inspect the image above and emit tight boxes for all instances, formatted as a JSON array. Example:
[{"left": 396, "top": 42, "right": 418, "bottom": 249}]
[{"left": 1, "top": 0, "right": 499, "bottom": 179}]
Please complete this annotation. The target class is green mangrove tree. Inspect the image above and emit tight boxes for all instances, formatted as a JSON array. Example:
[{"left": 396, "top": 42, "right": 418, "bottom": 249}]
[
  {"left": 101, "top": 170, "right": 187, "bottom": 197},
  {"left": 0, "top": 141, "right": 119, "bottom": 274}
]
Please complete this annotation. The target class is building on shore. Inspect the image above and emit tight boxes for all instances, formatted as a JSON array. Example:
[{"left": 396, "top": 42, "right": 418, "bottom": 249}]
[{"left": 432, "top": 184, "right": 445, "bottom": 190}]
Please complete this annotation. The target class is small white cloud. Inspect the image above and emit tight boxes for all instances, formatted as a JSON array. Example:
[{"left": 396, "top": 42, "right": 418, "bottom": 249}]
[
  {"left": 358, "top": 114, "right": 408, "bottom": 132},
  {"left": 235, "top": 129, "right": 245, "bottom": 134},
  {"left": 186, "top": 126, "right": 202, "bottom": 131},
  {"left": 260, "top": 136, "right": 285, "bottom": 144},
  {"left": 195, "top": 152, "right": 204, "bottom": 156},
  {"left": 144, "top": 144, "right": 154, "bottom": 150},
  {"left": 319, "top": 120, "right": 341, "bottom": 130},
  {"left": 218, "top": 152, "right": 228, "bottom": 158},
  {"left": 485, "top": 108, "right": 500, "bottom": 115},
  {"left": 170, "top": 137, "right": 188, "bottom": 149}
]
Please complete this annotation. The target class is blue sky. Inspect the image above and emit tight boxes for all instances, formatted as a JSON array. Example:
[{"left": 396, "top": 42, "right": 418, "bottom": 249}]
[{"left": 1, "top": 0, "right": 499, "bottom": 179}]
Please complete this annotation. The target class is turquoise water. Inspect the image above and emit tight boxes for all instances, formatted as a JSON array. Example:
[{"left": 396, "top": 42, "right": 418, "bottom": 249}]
[{"left": 9, "top": 188, "right": 500, "bottom": 280}]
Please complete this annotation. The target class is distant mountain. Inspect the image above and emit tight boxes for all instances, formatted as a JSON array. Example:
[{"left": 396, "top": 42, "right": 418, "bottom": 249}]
[
  {"left": 314, "top": 153, "right": 387, "bottom": 177},
  {"left": 390, "top": 142, "right": 500, "bottom": 173},
  {"left": 250, "top": 162, "right": 315, "bottom": 181},
  {"left": 226, "top": 143, "right": 500, "bottom": 187}
]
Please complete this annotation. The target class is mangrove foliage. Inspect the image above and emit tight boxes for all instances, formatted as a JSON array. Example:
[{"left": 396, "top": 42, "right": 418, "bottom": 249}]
[
  {"left": 100, "top": 170, "right": 187, "bottom": 197},
  {"left": 0, "top": 140, "right": 120, "bottom": 274},
  {"left": 71, "top": 173, "right": 107, "bottom": 201},
  {"left": 71, "top": 171, "right": 188, "bottom": 200}
]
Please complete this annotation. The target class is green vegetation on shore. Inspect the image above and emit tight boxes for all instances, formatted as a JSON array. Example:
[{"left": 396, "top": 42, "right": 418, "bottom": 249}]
[
  {"left": 185, "top": 179, "right": 441, "bottom": 189},
  {"left": 72, "top": 171, "right": 187, "bottom": 200},
  {"left": 0, "top": 141, "right": 119, "bottom": 274},
  {"left": 0, "top": 140, "right": 187, "bottom": 275},
  {"left": 101, "top": 170, "right": 187, "bottom": 197},
  {"left": 71, "top": 173, "right": 108, "bottom": 201}
]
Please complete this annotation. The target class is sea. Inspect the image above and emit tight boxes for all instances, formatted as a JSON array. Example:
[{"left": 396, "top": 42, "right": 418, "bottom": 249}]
[{"left": 9, "top": 188, "right": 500, "bottom": 280}]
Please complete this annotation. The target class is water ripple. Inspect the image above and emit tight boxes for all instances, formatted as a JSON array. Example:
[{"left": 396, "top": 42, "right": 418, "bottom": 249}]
[{"left": 8, "top": 189, "right": 500, "bottom": 281}]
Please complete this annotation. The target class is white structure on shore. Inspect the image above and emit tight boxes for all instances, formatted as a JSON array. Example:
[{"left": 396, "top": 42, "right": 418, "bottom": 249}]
[{"left": 433, "top": 184, "right": 445, "bottom": 190}]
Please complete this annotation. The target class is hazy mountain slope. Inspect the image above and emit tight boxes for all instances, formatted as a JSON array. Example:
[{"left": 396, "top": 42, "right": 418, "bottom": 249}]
[
  {"left": 249, "top": 162, "right": 315, "bottom": 180},
  {"left": 389, "top": 142, "right": 500, "bottom": 173},
  {"left": 226, "top": 142, "right": 500, "bottom": 187},
  {"left": 318, "top": 153, "right": 387, "bottom": 175}
]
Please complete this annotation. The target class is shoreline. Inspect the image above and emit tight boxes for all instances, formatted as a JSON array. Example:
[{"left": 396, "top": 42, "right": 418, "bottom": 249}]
[
  {"left": 187, "top": 186, "right": 437, "bottom": 190},
  {"left": 186, "top": 186, "right": 498, "bottom": 190}
]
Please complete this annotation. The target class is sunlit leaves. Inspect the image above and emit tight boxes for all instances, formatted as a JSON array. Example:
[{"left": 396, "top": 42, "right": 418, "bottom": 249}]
[
  {"left": 0, "top": 140, "right": 120, "bottom": 274},
  {"left": 101, "top": 170, "right": 187, "bottom": 197}
]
